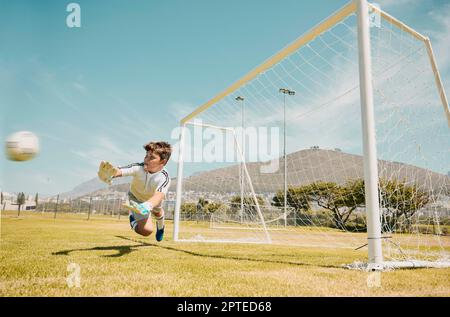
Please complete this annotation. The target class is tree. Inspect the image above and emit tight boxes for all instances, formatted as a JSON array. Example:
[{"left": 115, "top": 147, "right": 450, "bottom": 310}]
[
  {"left": 306, "top": 181, "right": 364, "bottom": 231},
  {"left": 203, "top": 202, "right": 224, "bottom": 214},
  {"left": 17, "top": 192, "right": 26, "bottom": 216},
  {"left": 1, "top": 192, "right": 3, "bottom": 205},
  {"left": 196, "top": 198, "right": 224, "bottom": 214},
  {"left": 196, "top": 197, "right": 209, "bottom": 213},
  {"left": 379, "top": 179, "right": 430, "bottom": 233},
  {"left": 272, "top": 186, "right": 312, "bottom": 226},
  {"left": 230, "top": 195, "right": 265, "bottom": 215},
  {"left": 272, "top": 187, "right": 311, "bottom": 212},
  {"left": 181, "top": 202, "right": 197, "bottom": 214},
  {"left": 271, "top": 180, "right": 366, "bottom": 231},
  {"left": 35, "top": 193, "right": 39, "bottom": 209},
  {"left": 332, "top": 179, "right": 366, "bottom": 231}
]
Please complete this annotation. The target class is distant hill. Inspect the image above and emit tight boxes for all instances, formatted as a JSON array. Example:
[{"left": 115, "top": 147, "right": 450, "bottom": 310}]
[
  {"left": 58, "top": 149, "right": 449, "bottom": 198},
  {"left": 57, "top": 176, "right": 130, "bottom": 200},
  {"left": 170, "top": 149, "right": 450, "bottom": 194}
]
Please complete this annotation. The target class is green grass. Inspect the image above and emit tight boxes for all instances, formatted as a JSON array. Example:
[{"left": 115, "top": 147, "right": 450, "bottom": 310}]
[{"left": 1, "top": 211, "right": 449, "bottom": 296}]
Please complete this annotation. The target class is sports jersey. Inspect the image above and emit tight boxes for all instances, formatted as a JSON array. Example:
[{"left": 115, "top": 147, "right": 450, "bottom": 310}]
[{"left": 118, "top": 163, "right": 170, "bottom": 203}]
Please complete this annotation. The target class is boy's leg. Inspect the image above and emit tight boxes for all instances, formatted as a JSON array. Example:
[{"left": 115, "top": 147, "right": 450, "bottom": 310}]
[
  {"left": 152, "top": 206, "right": 165, "bottom": 241},
  {"left": 129, "top": 211, "right": 153, "bottom": 236},
  {"left": 135, "top": 217, "right": 153, "bottom": 237},
  {"left": 127, "top": 193, "right": 153, "bottom": 237}
]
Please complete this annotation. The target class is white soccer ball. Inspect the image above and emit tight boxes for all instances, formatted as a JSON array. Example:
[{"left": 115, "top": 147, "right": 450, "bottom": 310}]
[{"left": 5, "top": 131, "right": 40, "bottom": 162}]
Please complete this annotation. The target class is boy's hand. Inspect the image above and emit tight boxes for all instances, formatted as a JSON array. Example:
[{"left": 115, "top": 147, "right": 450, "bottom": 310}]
[
  {"left": 123, "top": 201, "right": 153, "bottom": 216},
  {"left": 97, "top": 161, "right": 119, "bottom": 185}
]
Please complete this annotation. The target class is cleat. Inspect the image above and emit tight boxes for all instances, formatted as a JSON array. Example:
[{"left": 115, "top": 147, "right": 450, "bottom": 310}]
[{"left": 155, "top": 224, "right": 165, "bottom": 242}]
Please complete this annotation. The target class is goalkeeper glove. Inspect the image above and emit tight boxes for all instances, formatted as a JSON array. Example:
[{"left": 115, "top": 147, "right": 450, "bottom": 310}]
[{"left": 97, "top": 161, "right": 119, "bottom": 185}]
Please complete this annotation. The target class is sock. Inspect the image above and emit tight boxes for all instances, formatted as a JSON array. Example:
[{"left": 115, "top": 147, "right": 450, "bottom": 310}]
[
  {"left": 155, "top": 213, "right": 165, "bottom": 230},
  {"left": 131, "top": 221, "right": 138, "bottom": 232}
]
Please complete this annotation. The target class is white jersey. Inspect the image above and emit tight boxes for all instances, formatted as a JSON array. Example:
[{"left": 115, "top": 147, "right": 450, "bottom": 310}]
[{"left": 118, "top": 163, "right": 171, "bottom": 203}]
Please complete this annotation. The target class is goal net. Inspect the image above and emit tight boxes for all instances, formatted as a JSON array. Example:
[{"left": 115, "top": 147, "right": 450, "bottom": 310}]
[{"left": 173, "top": 1, "right": 450, "bottom": 269}]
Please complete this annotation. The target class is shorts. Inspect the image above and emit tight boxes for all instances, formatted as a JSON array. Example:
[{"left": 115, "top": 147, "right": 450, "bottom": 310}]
[{"left": 127, "top": 192, "right": 163, "bottom": 222}]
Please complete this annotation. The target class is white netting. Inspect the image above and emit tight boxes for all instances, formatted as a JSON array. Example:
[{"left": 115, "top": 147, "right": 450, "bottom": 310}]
[{"left": 175, "top": 7, "right": 450, "bottom": 266}]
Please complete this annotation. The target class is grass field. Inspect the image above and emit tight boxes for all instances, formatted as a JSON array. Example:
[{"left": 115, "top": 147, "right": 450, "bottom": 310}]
[{"left": 1, "top": 211, "right": 449, "bottom": 296}]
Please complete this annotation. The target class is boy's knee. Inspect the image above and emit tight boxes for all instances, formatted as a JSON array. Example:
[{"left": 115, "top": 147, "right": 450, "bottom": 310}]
[
  {"left": 137, "top": 228, "right": 153, "bottom": 237},
  {"left": 136, "top": 222, "right": 153, "bottom": 237},
  {"left": 152, "top": 208, "right": 164, "bottom": 218}
]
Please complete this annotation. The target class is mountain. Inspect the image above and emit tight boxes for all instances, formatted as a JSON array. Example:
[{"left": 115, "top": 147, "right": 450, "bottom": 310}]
[
  {"left": 170, "top": 149, "right": 450, "bottom": 194},
  {"left": 58, "top": 149, "right": 449, "bottom": 199},
  {"left": 57, "top": 176, "right": 130, "bottom": 200}
]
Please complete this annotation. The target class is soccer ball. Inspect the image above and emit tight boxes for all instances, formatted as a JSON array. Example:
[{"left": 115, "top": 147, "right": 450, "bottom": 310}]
[{"left": 5, "top": 131, "right": 40, "bottom": 162}]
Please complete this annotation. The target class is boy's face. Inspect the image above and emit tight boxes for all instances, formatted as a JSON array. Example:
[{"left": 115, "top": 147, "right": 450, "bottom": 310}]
[{"left": 144, "top": 151, "right": 166, "bottom": 173}]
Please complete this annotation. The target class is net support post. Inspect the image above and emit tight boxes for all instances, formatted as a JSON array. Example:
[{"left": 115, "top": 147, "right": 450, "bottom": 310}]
[
  {"left": 173, "top": 123, "right": 186, "bottom": 242},
  {"left": 356, "top": 0, "right": 383, "bottom": 270}
]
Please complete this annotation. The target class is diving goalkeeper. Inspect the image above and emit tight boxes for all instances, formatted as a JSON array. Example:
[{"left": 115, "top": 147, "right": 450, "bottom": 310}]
[{"left": 97, "top": 141, "right": 172, "bottom": 241}]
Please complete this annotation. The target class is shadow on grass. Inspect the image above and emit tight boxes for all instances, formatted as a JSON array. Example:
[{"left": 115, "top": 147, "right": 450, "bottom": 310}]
[
  {"left": 52, "top": 241, "right": 149, "bottom": 258},
  {"left": 53, "top": 235, "right": 341, "bottom": 268}
]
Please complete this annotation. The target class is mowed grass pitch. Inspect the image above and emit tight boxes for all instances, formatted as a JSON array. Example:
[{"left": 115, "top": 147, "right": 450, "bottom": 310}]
[{"left": 1, "top": 211, "right": 449, "bottom": 296}]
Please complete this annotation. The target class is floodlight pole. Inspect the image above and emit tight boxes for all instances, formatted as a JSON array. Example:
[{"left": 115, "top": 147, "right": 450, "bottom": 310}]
[
  {"left": 174, "top": 124, "right": 186, "bottom": 241},
  {"left": 279, "top": 88, "right": 295, "bottom": 227},
  {"left": 236, "top": 96, "right": 245, "bottom": 223},
  {"left": 356, "top": 0, "right": 383, "bottom": 270}
]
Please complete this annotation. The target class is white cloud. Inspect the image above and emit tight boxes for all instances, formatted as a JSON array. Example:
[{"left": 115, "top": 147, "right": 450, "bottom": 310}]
[
  {"left": 167, "top": 101, "right": 197, "bottom": 122},
  {"left": 72, "top": 82, "right": 87, "bottom": 94}
]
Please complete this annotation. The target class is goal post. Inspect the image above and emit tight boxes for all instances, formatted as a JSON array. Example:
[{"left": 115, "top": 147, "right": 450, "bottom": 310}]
[
  {"left": 356, "top": 0, "right": 383, "bottom": 269},
  {"left": 173, "top": 0, "right": 450, "bottom": 270},
  {"left": 174, "top": 121, "right": 272, "bottom": 243}
]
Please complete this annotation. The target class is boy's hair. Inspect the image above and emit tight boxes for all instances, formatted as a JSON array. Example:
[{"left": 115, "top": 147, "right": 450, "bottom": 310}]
[{"left": 143, "top": 141, "right": 172, "bottom": 163}]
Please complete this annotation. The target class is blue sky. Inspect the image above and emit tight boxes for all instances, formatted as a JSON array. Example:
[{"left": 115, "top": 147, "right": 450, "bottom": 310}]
[{"left": 1, "top": 0, "right": 449, "bottom": 196}]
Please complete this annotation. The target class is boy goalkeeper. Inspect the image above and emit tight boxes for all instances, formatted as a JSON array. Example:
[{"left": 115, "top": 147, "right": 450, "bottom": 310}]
[{"left": 97, "top": 141, "right": 172, "bottom": 241}]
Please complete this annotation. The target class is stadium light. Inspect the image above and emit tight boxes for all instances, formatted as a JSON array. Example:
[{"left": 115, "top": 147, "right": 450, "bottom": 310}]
[
  {"left": 236, "top": 96, "right": 245, "bottom": 222},
  {"left": 279, "top": 88, "right": 295, "bottom": 227}
]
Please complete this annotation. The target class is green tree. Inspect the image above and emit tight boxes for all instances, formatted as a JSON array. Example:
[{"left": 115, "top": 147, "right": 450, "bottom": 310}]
[
  {"left": 271, "top": 180, "right": 366, "bottom": 231},
  {"left": 379, "top": 179, "right": 430, "bottom": 233},
  {"left": 230, "top": 195, "right": 265, "bottom": 215},
  {"left": 272, "top": 187, "right": 311, "bottom": 212},
  {"left": 195, "top": 198, "right": 224, "bottom": 214},
  {"left": 196, "top": 197, "right": 209, "bottom": 213},
  {"left": 17, "top": 192, "right": 26, "bottom": 215},
  {"left": 203, "top": 202, "right": 224, "bottom": 214},
  {"left": 272, "top": 186, "right": 312, "bottom": 226},
  {"left": 181, "top": 202, "right": 197, "bottom": 214},
  {"left": 35, "top": 193, "right": 39, "bottom": 209}
]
